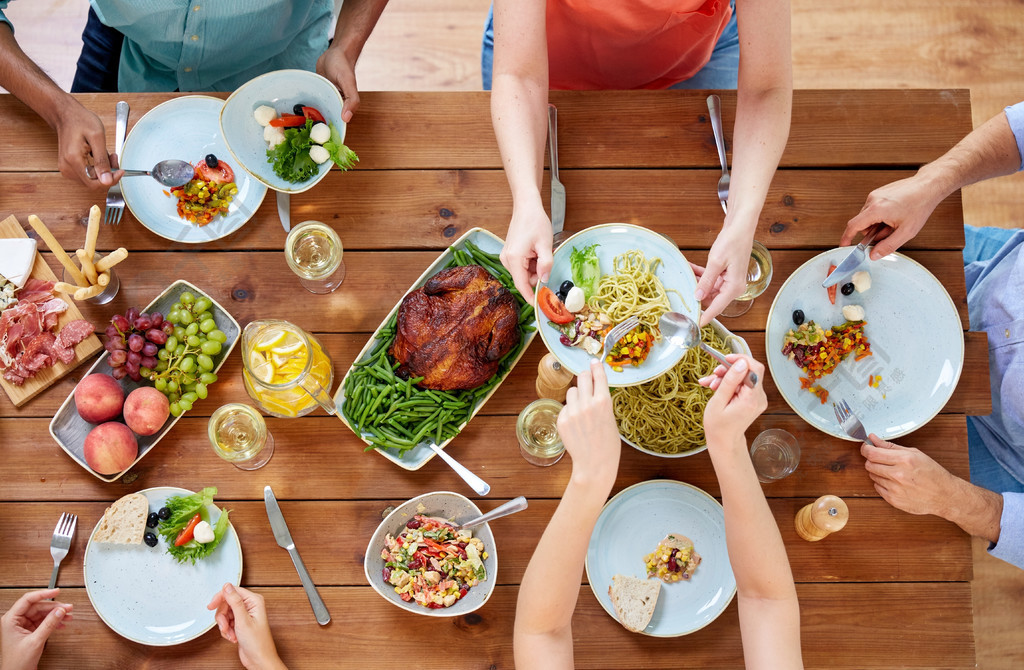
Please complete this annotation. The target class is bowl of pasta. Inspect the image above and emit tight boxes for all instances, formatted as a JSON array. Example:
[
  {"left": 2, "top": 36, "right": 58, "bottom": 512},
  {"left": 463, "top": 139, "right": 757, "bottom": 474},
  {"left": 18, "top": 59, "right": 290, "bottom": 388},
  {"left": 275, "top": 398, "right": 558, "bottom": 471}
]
[{"left": 612, "top": 319, "right": 750, "bottom": 458}]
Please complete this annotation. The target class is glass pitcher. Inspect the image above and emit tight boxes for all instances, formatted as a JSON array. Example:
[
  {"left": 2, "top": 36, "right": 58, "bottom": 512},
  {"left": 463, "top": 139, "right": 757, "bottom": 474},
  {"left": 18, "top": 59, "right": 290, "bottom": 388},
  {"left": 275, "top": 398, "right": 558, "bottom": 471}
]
[{"left": 241, "top": 320, "right": 336, "bottom": 418}]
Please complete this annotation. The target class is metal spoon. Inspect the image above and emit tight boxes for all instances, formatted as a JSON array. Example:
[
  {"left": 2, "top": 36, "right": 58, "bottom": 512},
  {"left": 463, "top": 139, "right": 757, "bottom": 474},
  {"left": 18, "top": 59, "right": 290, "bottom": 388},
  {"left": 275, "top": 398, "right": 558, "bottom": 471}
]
[
  {"left": 660, "top": 311, "right": 758, "bottom": 387},
  {"left": 427, "top": 443, "right": 491, "bottom": 496},
  {"left": 455, "top": 496, "right": 528, "bottom": 531},
  {"left": 118, "top": 160, "right": 197, "bottom": 187}
]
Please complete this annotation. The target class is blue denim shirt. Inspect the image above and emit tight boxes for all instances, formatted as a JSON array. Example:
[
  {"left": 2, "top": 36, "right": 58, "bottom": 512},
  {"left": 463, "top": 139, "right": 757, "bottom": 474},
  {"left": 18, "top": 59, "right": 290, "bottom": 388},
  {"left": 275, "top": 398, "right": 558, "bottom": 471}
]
[
  {"left": 965, "top": 101, "right": 1024, "bottom": 567},
  {"left": 0, "top": 0, "right": 332, "bottom": 92}
]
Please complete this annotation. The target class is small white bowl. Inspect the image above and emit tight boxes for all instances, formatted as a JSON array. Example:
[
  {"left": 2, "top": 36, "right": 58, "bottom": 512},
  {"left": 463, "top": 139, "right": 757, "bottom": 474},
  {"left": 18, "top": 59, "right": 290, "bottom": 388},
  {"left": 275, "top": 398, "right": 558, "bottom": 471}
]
[
  {"left": 364, "top": 491, "right": 498, "bottom": 617},
  {"left": 220, "top": 69, "right": 345, "bottom": 194}
]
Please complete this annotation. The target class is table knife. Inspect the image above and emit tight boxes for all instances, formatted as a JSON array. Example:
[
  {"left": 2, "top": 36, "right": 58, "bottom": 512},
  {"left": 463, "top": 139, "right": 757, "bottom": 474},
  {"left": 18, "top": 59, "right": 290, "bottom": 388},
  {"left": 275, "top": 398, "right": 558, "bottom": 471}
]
[
  {"left": 822, "top": 225, "right": 883, "bottom": 288},
  {"left": 264, "top": 485, "right": 330, "bottom": 625},
  {"left": 547, "top": 104, "right": 566, "bottom": 242},
  {"left": 276, "top": 191, "right": 291, "bottom": 233}
]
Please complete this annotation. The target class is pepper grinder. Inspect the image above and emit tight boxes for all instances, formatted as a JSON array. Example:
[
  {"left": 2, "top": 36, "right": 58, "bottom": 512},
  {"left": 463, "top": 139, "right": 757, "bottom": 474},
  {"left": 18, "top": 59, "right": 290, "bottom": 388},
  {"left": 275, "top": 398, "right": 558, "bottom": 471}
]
[
  {"left": 794, "top": 495, "right": 849, "bottom": 542},
  {"left": 535, "top": 353, "right": 574, "bottom": 402}
]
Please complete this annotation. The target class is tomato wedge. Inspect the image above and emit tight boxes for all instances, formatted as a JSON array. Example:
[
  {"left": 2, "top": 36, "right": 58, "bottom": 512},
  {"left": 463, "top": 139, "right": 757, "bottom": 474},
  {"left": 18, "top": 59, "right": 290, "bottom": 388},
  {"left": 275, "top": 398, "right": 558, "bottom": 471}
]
[
  {"left": 826, "top": 264, "right": 838, "bottom": 305},
  {"left": 301, "top": 106, "right": 325, "bottom": 123},
  {"left": 269, "top": 114, "right": 307, "bottom": 128},
  {"left": 538, "top": 286, "right": 573, "bottom": 324},
  {"left": 196, "top": 160, "right": 235, "bottom": 184},
  {"left": 174, "top": 513, "right": 203, "bottom": 546}
]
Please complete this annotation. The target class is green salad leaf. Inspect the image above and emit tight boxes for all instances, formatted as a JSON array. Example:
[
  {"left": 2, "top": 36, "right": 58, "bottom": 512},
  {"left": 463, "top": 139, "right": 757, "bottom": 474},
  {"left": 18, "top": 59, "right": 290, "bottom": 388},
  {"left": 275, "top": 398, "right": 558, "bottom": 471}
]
[
  {"left": 157, "top": 487, "right": 231, "bottom": 565},
  {"left": 323, "top": 123, "right": 359, "bottom": 171},
  {"left": 570, "top": 244, "right": 601, "bottom": 299},
  {"left": 267, "top": 120, "right": 319, "bottom": 183}
]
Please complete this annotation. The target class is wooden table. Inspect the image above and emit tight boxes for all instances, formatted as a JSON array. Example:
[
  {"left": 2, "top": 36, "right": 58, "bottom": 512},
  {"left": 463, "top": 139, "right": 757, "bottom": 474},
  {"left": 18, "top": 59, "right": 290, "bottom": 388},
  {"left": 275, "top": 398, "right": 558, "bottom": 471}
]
[{"left": 0, "top": 90, "right": 986, "bottom": 668}]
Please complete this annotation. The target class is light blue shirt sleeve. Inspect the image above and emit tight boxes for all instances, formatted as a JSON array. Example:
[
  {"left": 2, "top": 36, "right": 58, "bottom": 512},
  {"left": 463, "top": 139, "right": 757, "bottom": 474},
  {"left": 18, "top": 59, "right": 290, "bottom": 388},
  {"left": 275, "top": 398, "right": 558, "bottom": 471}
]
[
  {"left": 1006, "top": 102, "right": 1024, "bottom": 172},
  {"left": 0, "top": 1, "right": 12, "bottom": 30},
  {"left": 989, "top": 492, "right": 1024, "bottom": 569}
]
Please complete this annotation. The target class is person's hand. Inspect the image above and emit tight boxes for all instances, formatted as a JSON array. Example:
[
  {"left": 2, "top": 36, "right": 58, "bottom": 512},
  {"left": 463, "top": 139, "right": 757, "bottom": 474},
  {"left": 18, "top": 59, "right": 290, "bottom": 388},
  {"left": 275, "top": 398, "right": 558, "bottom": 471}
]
[
  {"left": 316, "top": 46, "right": 360, "bottom": 123},
  {"left": 695, "top": 225, "right": 753, "bottom": 326},
  {"left": 558, "top": 360, "right": 620, "bottom": 488},
  {"left": 500, "top": 203, "right": 553, "bottom": 299},
  {"left": 860, "top": 434, "right": 960, "bottom": 517},
  {"left": 54, "top": 102, "right": 123, "bottom": 190},
  {"left": 207, "top": 583, "right": 285, "bottom": 670},
  {"left": 1, "top": 588, "right": 74, "bottom": 670},
  {"left": 700, "top": 354, "right": 767, "bottom": 446},
  {"left": 841, "top": 175, "right": 945, "bottom": 260}
]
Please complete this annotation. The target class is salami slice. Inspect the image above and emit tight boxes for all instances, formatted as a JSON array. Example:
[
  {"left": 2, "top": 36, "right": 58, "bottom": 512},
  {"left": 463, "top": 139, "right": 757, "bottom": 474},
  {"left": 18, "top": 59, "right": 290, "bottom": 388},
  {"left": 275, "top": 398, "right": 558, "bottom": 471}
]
[{"left": 56, "top": 319, "right": 94, "bottom": 349}]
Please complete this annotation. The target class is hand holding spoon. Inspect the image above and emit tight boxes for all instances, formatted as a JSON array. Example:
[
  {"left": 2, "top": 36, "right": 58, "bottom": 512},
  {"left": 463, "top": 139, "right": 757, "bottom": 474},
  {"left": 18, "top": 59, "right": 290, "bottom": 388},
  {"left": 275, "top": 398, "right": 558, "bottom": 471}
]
[
  {"left": 660, "top": 311, "right": 758, "bottom": 387},
  {"left": 86, "top": 159, "right": 196, "bottom": 187}
]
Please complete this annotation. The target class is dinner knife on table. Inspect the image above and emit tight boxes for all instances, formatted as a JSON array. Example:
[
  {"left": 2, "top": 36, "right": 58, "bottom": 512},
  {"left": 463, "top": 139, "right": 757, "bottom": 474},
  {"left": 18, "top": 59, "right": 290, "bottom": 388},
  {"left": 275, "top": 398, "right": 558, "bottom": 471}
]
[
  {"left": 822, "top": 224, "right": 884, "bottom": 288},
  {"left": 547, "top": 104, "right": 566, "bottom": 246},
  {"left": 276, "top": 191, "right": 291, "bottom": 233},
  {"left": 264, "top": 485, "right": 330, "bottom": 625}
]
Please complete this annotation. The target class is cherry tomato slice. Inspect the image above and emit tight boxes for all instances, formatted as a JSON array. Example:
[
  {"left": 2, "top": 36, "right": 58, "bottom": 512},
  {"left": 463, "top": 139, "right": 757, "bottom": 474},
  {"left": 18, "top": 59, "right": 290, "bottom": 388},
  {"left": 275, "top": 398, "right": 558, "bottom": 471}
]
[
  {"left": 826, "top": 264, "right": 838, "bottom": 305},
  {"left": 174, "top": 513, "right": 203, "bottom": 546},
  {"left": 538, "top": 286, "right": 573, "bottom": 324},
  {"left": 269, "top": 114, "right": 307, "bottom": 128},
  {"left": 196, "top": 160, "right": 235, "bottom": 184},
  {"left": 301, "top": 106, "right": 326, "bottom": 124}
]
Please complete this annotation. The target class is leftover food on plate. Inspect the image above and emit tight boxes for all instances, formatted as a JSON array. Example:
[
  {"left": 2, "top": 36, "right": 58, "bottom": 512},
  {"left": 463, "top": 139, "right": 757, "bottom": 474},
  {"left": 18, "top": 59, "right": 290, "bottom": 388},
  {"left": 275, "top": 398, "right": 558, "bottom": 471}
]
[
  {"left": 781, "top": 318, "right": 872, "bottom": 404},
  {"left": 609, "top": 574, "right": 661, "bottom": 633},
  {"left": 644, "top": 534, "right": 701, "bottom": 583},
  {"left": 93, "top": 493, "right": 149, "bottom": 545}
]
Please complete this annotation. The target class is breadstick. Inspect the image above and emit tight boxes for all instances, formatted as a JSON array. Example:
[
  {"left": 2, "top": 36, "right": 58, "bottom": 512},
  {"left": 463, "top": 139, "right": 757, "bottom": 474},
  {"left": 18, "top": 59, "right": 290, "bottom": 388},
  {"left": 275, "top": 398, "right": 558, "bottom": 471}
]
[
  {"left": 97, "top": 271, "right": 110, "bottom": 287},
  {"left": 76, "top": 248, "right": 98, "bottom": 284},
  {"left": 74, "top": 283, "right": 105, "bottom": 301},
  {"left": 95, "top": 247, "right": 128, "bottom": 273},
  {"left": 53, "top": 281, "right": 80, "bottom": 295},
  {"left": 27, "top": 214, "right": 89, "bottom": 287},
  {"left": 84, "top": 205, "right": 101, "bottom": 261}
]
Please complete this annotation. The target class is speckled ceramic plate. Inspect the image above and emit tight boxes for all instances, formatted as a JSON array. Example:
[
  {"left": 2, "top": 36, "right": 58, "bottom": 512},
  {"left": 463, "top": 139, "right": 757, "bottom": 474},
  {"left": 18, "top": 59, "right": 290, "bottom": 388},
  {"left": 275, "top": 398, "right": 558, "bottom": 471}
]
[
  {"left": 765, "top": 249, "right": 964, "bottom": 441},
  {"left": 83, "top": 487, "right": 242, "bottom": 646},
  {"left": 535, "top": 224, "right": 699, "bottom": 387},
  {"left": 585, "top": 480, "right": 735, "bottom": 637}
]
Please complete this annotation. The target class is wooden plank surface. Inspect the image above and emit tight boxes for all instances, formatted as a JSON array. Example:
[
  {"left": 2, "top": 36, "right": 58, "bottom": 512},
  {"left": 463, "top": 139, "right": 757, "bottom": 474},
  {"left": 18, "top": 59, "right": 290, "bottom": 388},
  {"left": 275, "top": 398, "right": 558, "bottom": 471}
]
[
  {"left": 0, "top": 583, "right": 975, "bottom": 669},
  {"left": 0, "top": 216, "right": 102, "bottom": 406}
]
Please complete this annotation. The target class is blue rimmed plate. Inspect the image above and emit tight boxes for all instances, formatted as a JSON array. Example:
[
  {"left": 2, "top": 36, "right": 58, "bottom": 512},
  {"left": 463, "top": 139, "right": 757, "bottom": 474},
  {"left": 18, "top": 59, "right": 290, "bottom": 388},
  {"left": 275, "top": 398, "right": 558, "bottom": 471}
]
[
  {"left": 586, "top": 480, "right": 735, "bottom": 637},
  {"left": 765, "top": 249, "right": 964, "bottom": 440},
  {"left": 83, "top": 487, "right": 242, "bottom": 646},
  {"left": 120, "top": 96, "right": 267, "bottom": 243},
  {"left": 536, "top": 223, "right": 699, "bottom": 387}
]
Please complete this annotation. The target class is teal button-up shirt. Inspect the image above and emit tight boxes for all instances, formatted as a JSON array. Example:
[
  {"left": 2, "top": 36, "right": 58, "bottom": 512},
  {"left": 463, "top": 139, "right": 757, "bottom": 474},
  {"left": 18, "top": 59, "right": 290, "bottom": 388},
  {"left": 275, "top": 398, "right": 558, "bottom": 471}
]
[{"left": 1, "top": 0, "right": 333, "bottom": 92}]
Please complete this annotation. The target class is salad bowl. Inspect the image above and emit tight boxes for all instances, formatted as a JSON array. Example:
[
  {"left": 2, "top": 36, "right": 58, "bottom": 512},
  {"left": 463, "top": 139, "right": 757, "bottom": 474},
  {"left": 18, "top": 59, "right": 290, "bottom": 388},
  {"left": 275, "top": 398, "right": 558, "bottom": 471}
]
[{"left": 220, "top": 69, "right": 345, "bottom": 194}]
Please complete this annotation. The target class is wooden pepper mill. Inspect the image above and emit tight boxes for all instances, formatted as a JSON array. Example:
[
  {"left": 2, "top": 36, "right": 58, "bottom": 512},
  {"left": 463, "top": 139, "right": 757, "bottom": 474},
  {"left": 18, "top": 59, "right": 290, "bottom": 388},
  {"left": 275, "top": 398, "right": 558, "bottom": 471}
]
[
  {"left": 795, "top": 495, "right": 849, "bottom": 542},
  {"left": 535, "top": 353, "right": 575, "bottom": 402}
]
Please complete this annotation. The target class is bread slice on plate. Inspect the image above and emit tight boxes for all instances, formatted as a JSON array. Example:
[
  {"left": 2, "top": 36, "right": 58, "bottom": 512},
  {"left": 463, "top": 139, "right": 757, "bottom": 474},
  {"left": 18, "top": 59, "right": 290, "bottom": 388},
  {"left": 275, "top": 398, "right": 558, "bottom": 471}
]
[
  {"left": 93, "top": 493, "right": 148, "bottom": 544},
  {"left": 608, "top": 574, "right": 661, "bottom": 633}
]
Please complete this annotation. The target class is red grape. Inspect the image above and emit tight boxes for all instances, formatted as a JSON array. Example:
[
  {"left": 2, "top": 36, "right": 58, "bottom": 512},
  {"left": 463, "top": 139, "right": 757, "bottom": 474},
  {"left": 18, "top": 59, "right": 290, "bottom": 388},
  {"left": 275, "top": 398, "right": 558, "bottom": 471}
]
[
  {"left": 151, "top": 312, "right": 164, "bottom": 328},
  {"left": 162, "top": 322, "right": 175, "bottom": 336},
  {"left": 142, "top": 342, "right": 158, "bottom": 357},
  {"left": 109, "top": 338, "right": 126, "bottom": 351},
  {"left": 125, "top": 307, "right": 140, "bottom": 323},
  {"left": 112, "top": 315, "right": 130, "bottom": 333},
  {"left": 105, "top": 324, "right": 120, "bottom": 339},
  {"left": 127, "top": 351, "right": 142, "bottom": 366},
  {"left": 111, "top": 366, "right": 128, "bottom": 380},
  {"left": 134, "top": 316, "right": 153, "bottom": 331},
  {"left": 127, "top": 333, "right": 145, "bottom": 352},
  {"left": 141, "top": 355, "right": 158, "bottom": 369},
  {"left": 146, "top": 328, "right": 168, "bottom": 345},
  {"left": 109, "top": 349, "right": 128, "bottom": 366}
]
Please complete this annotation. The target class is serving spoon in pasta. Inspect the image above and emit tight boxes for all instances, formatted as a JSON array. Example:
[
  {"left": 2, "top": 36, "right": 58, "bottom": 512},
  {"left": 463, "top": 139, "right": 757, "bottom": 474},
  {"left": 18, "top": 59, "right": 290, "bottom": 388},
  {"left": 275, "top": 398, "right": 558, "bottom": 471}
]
[{"left": 660, "top": 312, "right": 758, "bottom": 388}]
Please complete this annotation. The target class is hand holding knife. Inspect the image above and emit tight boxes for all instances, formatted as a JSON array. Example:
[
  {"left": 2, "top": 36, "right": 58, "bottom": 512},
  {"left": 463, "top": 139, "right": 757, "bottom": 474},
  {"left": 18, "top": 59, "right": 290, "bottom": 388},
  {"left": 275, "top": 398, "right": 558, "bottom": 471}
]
[
  {"left": 264, "top": 485, "right": 330, "bottom": 625},
  {"left": 823, "top": 224, "right": 886, "bottom": 288}
]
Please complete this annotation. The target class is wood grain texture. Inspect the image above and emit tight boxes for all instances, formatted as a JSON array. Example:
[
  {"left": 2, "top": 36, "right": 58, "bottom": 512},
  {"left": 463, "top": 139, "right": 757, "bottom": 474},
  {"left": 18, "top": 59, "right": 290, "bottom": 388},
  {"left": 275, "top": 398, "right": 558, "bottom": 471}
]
[{"left": 0, "top": 583, "right": 975, "bottom": 669}]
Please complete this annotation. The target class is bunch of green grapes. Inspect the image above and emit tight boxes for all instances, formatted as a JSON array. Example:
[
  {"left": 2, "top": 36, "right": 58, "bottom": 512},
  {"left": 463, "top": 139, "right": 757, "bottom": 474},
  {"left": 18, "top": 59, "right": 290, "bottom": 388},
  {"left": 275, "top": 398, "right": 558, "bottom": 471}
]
[{"left": 143, "top": 291, "right": 228, "bottom": 417}]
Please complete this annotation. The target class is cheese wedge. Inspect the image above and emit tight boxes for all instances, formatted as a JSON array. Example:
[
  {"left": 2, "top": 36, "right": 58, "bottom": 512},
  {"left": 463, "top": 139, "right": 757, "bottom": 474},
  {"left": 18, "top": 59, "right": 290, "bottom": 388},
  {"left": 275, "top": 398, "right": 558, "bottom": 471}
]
[{"left": 0, "top": 238, "right": 37, "bottom": 289}]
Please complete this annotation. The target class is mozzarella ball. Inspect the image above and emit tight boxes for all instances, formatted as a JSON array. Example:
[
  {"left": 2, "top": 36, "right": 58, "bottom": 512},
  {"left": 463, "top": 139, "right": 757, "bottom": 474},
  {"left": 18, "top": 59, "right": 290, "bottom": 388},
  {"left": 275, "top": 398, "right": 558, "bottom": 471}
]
[
  {"left": 309, "top": 145, "right": 331, "bottom": 164},
  {"left": 253, "top": 105, "right": 278, "bottom": 127},
  {"left": 309, "top": 122, "right": 331, "bottom": 144},
  {"left": 842, "top": 304, "right": 866, "bottom": 322},
  {"left": 564, "top": 286, "right": 586, "bottom": 313},
  {"left": 852, "top": 270, "right": 872, "bottom": 293},
  {"left": 264, "top": 124, "right": 286, "bottom": 148},
  {"left": 193, "top": 520, "right": 216, "bottom": 544}
]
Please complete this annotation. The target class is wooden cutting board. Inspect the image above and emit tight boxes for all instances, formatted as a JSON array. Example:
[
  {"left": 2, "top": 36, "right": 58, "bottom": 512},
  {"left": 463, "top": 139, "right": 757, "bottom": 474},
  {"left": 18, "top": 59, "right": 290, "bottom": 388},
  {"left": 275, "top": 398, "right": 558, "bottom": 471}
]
[{"left": 0, "top": 215, "right": 102, "bottom": 407}]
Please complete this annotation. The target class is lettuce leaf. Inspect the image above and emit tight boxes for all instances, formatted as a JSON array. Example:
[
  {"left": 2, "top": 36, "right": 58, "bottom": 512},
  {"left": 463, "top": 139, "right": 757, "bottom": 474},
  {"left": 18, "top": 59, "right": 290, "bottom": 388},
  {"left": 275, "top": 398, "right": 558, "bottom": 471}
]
[
  {"left": 570, "top": 244, "right": 601, "bottom": 299},
  {"left": 157, "top": 487, "right": 231, "bottom": 565},
  {"left": 322, "top": 123, "right": 359, "bottom": 170},
  {"left": 266, "top": 120, "right": 319, "bottom": 183}
]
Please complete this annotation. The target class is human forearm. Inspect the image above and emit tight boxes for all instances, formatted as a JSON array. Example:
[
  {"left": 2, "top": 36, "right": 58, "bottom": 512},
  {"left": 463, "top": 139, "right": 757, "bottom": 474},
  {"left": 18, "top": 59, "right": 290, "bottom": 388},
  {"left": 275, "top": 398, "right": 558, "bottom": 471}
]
[
  {"left": 331, "top": 0, "right": 390, "bottom": 63},
  {"left": 938, "top": 477, "right": 1002, "bottom": 544},
  {"left": 915, "top": 111, "right": 1020, "bottom": 202},
  {"left": 0, "top": 23, "right": 77, "bottom": 129}
]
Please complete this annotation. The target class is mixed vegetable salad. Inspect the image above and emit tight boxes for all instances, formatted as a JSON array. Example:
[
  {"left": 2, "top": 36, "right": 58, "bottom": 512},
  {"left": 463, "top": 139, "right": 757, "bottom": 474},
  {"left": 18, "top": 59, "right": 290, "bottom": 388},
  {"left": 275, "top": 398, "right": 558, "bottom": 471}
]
[
  {"left": 154, "top": 487, "right": 231, "bottom": 564},
  {"left": 167, "top": 154, "right": 237, "bottom": 226},
  {"left": 254, "top": 103, "right": 358, "bottom": 183}
]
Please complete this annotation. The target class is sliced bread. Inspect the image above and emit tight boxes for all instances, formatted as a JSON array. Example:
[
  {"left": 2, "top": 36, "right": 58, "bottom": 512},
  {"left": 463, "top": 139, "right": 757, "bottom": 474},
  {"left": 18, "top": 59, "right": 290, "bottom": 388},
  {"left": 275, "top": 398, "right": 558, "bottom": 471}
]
[
  {"left": 93, "top": 493, "right": 148, "bottom": 544},
  {"left": 608, "top": 574, "right": 661, "bottom": 633}
]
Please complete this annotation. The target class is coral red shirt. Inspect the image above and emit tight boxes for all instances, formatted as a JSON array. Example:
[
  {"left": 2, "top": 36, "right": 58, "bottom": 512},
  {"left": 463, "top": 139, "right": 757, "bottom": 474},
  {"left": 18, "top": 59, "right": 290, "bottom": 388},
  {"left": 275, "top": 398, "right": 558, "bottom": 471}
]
[{"left": 546, "top": 0, "right": 733, "bottom": 90}]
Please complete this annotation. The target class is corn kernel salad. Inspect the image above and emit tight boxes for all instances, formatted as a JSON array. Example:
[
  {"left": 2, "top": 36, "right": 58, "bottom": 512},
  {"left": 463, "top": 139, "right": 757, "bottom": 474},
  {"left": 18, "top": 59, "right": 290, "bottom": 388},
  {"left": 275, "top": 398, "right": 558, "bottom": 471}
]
[
  {"left": 644, "top": 534, "right": 701, "bottom": 583},
  {"left": 781, "top": 320, "right": 873, "bottom": 404},
  {"left": 167, "top": 160, "right": 238, "bottom": 226},
  {"left": 604, "top": 323, "right": 655, "bottom": 372},
  {"left": 380, "top": 515, "right": 487, "bottom": 609}
]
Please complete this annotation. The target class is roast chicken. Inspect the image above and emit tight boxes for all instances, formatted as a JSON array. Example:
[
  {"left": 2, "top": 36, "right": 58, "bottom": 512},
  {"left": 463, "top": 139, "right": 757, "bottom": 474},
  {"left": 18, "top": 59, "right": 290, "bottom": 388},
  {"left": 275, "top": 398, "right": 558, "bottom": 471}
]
[{"left": 390, "top": 265, "right": 520, "bottom": 390}]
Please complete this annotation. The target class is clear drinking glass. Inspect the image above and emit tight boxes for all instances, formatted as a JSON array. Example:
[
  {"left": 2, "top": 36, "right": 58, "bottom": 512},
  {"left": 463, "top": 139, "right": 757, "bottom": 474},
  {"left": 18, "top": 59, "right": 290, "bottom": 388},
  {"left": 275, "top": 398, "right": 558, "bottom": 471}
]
[
  {"left": 208, "top": 403, "right": 275, "bottom": 470},
  {"left": 719, "top": 240, "right": 773, "bottom": 318},
  {"left": 284, "top": 220, "right": 346, "bottom": 294},
  {"left": 61, "top": 252, "right": 120, "bottom": 305},
  {"left": 749, "top": 428, "right": 800, "bottom": 482},
  {"left": 516, "top": 398, "right": 565, "bottom": 466}
]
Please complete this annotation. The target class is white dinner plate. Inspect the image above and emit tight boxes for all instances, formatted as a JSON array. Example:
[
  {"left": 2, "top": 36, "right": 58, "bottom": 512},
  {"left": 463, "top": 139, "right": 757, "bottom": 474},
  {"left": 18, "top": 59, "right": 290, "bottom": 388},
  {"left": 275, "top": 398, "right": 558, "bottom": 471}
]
[
  {"left": 585, "top": 480, "right": 735, "bottom": 637},
  {"left": 536, "top": 224, "right": 699, "bottom": 387},
  {"left": 120, "top": 96, "right": 267, "bottom": 243},
  {"left": 765, "top": 249, "right": 964, "bottom": 440},
  {"left": 83, "top": 487, "right": 243, "bottom": 646}
]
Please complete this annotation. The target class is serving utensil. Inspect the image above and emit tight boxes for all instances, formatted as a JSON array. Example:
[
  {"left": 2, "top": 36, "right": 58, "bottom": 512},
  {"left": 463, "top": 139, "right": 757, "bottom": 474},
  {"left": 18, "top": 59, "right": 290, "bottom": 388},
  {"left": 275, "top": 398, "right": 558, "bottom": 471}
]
[
  {"left": 833, "top": 399, "right": 869, "bottom": 441},
  {"left": 277, "top": 191, "right": 291, "bottom": 232},
  {"left": 264, "top": 485, "right": 330, "bottom": 625},
  {"left": 103, "top": 101, "right": 129, "bottom": 225},
  {"left": 822, "top": 225, "right": 884, "bottom": 288},
  {"left": 660, "top": 311, "right": 758, "bottom": 387},
  {"left": 427, "top": 443, "right": 491, "bottom": 496},
  {"left": 707, "top": 95, "right": 730, "bottom": 214},
  {"left": 48, "top": 512, "right": 77, "bottom": 589},
  {"left": 454, "top": 496, "right": 528, "bottom": 531},
  {"left": 115, "top": 160, "right": 197, "bottom": 188},
  {"left": 547, "top": 104, "right": 566, "bottom": 247}
]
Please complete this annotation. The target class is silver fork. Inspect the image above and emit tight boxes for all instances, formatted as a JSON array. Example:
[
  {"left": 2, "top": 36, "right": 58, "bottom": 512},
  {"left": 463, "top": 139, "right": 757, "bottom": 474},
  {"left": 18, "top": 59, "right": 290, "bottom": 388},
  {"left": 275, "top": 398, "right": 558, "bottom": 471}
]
[
  {"left": 602, "top": 315, "right": 640, "bottom": 355},
  {"left": 104, "top": 101, "right": 130, "bottom": 226},
  {"left": 833, "top": 399, "right": 869, "bottom": 442},
  {"left": 707, "top": 95, "right": 730, "bottom": 214},
  {"left": 48, "top": 513, "right": 77, "bottom": 589}
]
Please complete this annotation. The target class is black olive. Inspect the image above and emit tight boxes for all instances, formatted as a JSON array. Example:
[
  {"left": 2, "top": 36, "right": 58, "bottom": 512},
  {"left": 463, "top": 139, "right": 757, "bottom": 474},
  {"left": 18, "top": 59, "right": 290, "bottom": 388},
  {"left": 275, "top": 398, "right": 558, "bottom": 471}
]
[
  {"left": 559, "top": 280, "right": 574, "bottom": 294},
  {"left": 841, "top": 282, "right": 855, "bottom": 296},
  {"left": 292, "top": 103, "right": 305, "bottom": 116},
  {"left": 204, "top": 153, "right": 218, "bottom": 168},
  {"left": 147, "top": 512, "right": 159, "bottom": 528},
  {"left": 157, "top": 506, "right": 171, "bottom": 520},
  {"left": 144, "top": 532, "right": 158, "bottom": 547},
  {"left": 792, "top": 309, "right": 804, "bottom": 325},
  {"left": 556, "top": 290, "right": 568, "bottom": 303}
]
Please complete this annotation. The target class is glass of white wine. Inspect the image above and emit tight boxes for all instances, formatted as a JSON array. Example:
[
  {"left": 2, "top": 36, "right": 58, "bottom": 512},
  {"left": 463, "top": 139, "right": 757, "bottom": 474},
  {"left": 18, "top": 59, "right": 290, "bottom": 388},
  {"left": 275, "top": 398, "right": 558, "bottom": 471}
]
[
  {"left": 719, "top": 240, "right": 773, "bottom": 318},
  {"left": 516, "top": 398, "right": 565, "bottom": 466},
  {"left": 208, "top": 403, "right": 275, "bottom": 470},
  {"left": 284, "top": 220, "right": 346, "bottom": 294}
]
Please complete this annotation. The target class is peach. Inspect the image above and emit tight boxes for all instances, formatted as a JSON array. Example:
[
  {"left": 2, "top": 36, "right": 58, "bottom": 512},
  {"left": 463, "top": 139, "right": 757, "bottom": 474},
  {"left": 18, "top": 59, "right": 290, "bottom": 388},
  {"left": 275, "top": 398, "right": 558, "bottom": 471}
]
[
  {"left": 124, "top": 387, "right": 170, "bottom": 436},
  {"left": 74, "top": 373, "right": 125, "bottom": 424},
  {"left": 83, "top": 422, "right": 138, "bottom": 475}
]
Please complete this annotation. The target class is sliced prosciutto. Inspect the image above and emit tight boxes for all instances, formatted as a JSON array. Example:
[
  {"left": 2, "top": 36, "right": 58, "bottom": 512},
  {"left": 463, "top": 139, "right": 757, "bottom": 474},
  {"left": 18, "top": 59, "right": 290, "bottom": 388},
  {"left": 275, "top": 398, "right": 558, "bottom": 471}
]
[{"left": 0, "top": 282, "right": 93, "bottom": 385}]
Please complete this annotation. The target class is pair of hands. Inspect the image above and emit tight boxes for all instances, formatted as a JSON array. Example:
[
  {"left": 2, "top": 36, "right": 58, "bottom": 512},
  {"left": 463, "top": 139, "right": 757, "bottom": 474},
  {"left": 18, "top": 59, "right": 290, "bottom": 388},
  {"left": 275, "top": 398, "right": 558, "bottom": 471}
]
[{"left": 58, "top": 47, "right": 360, "bottom": 192}]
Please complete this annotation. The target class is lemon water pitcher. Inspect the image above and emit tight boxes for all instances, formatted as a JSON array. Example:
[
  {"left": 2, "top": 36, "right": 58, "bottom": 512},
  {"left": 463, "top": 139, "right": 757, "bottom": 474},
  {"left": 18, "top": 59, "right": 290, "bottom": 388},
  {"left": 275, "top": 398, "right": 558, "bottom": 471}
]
[{"left": 241, "top": 319, "right": 336, "bottom": 418}]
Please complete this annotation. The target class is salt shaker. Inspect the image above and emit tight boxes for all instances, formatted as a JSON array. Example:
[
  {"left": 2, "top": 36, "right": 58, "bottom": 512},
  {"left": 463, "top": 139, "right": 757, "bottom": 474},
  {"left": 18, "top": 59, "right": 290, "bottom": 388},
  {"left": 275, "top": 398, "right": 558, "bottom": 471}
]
[
  {"left": 795, "top": 494, "right": 849, "bottom": 542},
  {"left": 535, "top": 353, "right": 574, "bottom": 402}
]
